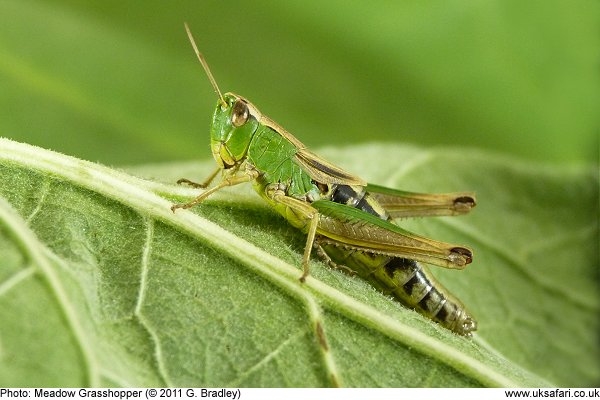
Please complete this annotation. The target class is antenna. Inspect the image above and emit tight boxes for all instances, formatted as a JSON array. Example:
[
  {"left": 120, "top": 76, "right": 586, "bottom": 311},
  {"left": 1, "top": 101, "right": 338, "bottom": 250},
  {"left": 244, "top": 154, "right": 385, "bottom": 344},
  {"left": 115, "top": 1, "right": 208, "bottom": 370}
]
[{"left": 184, "top": 22, "right": 227, "bottom": 107}]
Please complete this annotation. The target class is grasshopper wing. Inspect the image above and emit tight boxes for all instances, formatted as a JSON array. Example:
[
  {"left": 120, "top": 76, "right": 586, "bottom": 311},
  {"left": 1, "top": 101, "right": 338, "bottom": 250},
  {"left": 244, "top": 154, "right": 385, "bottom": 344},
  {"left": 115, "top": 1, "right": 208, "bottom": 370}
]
[
  {"left": 312, "top": 200, "right": 472, "bottom": 269},
  {"left": 295, "top": 148, "right": 366, "bottom": 186},
  {"left": 366, "top": 183, "right": 476, "bottom": 218}
]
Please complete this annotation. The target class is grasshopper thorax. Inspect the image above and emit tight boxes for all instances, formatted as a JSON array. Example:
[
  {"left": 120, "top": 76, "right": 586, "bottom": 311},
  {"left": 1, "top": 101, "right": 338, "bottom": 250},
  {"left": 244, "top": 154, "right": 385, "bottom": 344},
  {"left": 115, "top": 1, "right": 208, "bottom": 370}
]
[{"left": 210, "top": 93, "right": 260, "bottom": 169}]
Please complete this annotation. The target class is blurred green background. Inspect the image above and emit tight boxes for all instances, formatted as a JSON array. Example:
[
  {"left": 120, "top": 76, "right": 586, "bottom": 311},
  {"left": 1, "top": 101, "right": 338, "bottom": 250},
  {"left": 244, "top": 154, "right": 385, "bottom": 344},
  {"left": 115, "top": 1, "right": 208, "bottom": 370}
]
[{"left": 0, "top": 0, "right": 598, "bottom": 166}]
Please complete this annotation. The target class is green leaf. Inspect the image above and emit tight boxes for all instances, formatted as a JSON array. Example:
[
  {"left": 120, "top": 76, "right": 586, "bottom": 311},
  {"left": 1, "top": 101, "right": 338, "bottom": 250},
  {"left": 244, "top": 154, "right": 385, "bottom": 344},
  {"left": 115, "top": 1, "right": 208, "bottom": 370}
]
[{"left": 1, "top": 138, "right": 597, "bottom": 387}]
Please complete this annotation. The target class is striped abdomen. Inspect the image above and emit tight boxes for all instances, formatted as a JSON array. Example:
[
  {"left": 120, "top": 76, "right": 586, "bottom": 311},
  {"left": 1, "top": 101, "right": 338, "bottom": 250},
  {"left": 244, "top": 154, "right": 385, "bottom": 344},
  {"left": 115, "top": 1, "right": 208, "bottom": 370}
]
[{"left": 319, "top": 185, "right": 476, "bottom": 336}]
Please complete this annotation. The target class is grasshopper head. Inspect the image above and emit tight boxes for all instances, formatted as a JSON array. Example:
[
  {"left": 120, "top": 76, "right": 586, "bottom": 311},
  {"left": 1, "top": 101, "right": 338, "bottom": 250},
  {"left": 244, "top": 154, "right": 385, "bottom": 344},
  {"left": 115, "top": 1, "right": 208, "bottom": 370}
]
[
  {"left": 210, "top": 93, "right": 260, "bottom": 169},
  {"left": 181, "top": 25, "right": 260, "bottom": 169}
]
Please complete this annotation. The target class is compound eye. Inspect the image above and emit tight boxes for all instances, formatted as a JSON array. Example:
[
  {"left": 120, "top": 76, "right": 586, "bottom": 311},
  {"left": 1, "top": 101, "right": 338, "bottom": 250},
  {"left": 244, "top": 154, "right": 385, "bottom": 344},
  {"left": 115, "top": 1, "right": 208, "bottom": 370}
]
[{"left": 231, "top": 100, "right": 249, "bottom": 127}]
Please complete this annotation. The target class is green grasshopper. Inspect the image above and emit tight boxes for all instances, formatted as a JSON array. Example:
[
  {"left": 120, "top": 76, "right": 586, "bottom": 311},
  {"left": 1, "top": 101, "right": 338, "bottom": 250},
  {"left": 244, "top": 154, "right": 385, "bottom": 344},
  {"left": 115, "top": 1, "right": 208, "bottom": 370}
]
[{"left": 172, "top": 24, "right": 477, "bottom": 336}]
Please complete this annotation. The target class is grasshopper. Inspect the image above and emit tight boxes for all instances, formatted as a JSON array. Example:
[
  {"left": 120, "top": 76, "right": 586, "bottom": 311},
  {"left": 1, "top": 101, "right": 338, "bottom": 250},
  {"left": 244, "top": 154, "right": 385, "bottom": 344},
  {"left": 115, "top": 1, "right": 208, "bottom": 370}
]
[{"left": 172, "top": 24, "right": 477, "bottom": 336}]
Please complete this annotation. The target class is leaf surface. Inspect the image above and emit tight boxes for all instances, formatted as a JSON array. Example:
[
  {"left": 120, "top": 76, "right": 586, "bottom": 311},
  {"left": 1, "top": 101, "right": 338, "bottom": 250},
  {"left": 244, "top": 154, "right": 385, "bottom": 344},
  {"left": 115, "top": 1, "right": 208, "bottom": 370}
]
[{"left": 1, "top": 138, "right": 597, "bottom": 387}]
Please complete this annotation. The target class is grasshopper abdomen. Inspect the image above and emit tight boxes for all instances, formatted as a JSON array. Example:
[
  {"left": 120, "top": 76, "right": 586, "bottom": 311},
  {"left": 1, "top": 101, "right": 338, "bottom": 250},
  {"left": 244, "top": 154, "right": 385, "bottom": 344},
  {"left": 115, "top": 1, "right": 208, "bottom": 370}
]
[{"left": 320, "top": 184, "right": 477, "bottom": 336}]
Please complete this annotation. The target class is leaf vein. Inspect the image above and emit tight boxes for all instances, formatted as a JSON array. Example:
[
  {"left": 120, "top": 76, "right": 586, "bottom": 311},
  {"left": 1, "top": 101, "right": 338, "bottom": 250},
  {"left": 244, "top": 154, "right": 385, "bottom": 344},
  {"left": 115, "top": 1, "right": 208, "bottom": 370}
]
[
  {"left": 0, "top": 266, "right": 36, "bottom": 298},
  {"left": 0, "top": 196, "right": 100, "bottom": 386},
  {"left": 134, "top": 217, "right": 173, "bottom": 387},
  {"left": 226, "top": 331, "right": 304, "bottom": 386},
  {"left": 25, "top": 178, "right": 51, "bottom": 224}
]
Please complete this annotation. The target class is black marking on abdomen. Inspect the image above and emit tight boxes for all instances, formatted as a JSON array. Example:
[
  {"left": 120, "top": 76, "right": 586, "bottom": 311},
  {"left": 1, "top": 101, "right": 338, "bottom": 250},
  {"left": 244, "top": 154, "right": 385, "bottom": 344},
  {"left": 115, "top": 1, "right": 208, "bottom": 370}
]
[
  {"left": 331, "top": 185, "right": 387, "bottom": 220},
  {"left": 402, "top": 274, "right": 420, "bottom": 296},
  {"left": 435, "top": 302, "right": 449, "bottom": 321},
  {"left": 331, "top": 185, "right": 364, "bottom": 207},
  {"left": 355, "top": 195, "right": 378, "bottom": 217}
]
